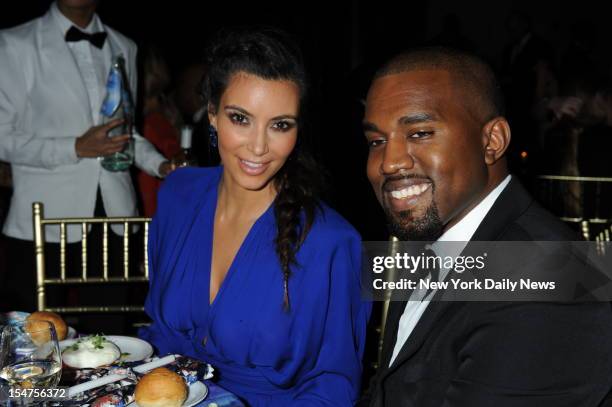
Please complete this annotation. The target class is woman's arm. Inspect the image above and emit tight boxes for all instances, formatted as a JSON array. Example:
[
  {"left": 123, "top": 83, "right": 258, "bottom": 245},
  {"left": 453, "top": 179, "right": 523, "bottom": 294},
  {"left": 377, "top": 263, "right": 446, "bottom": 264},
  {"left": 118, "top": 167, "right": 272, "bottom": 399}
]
[{"left": 288, "top": 231, "right": 372, "bottom": 406}]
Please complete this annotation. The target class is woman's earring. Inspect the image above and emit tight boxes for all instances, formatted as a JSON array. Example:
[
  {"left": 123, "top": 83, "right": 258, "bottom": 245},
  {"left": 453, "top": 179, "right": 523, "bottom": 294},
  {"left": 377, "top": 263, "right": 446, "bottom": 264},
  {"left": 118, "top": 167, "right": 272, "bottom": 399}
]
[{"left": 209, "top": 125, "right": 218, "bottom": 148}]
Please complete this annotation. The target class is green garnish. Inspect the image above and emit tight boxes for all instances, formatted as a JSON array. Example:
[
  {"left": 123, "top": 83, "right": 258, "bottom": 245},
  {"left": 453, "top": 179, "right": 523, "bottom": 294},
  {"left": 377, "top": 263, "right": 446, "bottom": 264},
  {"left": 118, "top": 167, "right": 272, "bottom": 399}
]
[
  {"left": 66, "top": 343, "right": 79, "bottom": 352},
  {"left": 63, "top": 334, "right": 108, "bottom": 353},
  {"left": 91, "top": 334, "right": 107, "bottom": 350}
]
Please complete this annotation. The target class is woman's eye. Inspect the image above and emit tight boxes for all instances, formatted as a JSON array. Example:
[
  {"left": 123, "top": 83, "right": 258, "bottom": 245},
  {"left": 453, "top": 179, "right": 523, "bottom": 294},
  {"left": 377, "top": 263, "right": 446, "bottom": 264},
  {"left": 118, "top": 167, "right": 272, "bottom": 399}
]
[
  {"left": 410, "top": 131, "right": 432, "bottom": 139},
  {"left": 230, "top": 113, "right": 249, "bottom": 125},
  {"left": 272, "top": 120, "right": 295, "bottom": 132}
]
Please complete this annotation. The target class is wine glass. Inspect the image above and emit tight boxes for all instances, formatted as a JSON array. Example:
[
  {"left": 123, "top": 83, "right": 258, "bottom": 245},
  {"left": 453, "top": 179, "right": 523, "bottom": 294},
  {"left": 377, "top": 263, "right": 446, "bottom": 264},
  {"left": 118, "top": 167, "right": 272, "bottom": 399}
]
[{"left": 0, "top": 320, "right": 62, "bottom": 404}]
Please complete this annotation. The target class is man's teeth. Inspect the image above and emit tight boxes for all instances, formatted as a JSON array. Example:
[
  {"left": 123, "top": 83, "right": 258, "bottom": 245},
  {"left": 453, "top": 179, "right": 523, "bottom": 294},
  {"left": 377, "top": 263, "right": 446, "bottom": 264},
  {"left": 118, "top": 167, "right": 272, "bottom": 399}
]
[
  {"left": 241, "top": 159, "right": 264, "bottom": 168},
  {"left": 390, "top": 183, "right": 430, "bottom": 199}
]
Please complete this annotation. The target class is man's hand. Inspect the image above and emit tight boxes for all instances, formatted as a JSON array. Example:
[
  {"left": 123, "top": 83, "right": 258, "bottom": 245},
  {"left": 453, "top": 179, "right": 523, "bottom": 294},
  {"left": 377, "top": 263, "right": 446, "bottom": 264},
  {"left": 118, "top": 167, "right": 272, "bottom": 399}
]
[
  {"left": 75, "top": 119, "right": 130, "bottom": 158},
  {"left": 158, "top": 161, "right": 176, "bottom": 178}
]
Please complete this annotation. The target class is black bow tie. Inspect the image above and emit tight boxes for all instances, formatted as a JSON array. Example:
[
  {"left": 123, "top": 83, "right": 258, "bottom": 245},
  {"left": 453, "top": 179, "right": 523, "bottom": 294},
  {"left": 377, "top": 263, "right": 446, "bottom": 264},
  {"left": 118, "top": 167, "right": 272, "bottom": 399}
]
[{"left": 65, "top": 26, "right": 107, "bottom": 49}]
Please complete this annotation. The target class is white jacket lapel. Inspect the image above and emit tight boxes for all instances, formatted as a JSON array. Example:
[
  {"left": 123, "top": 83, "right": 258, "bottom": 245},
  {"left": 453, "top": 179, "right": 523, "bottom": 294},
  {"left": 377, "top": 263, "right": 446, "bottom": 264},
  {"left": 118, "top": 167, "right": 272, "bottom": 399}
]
[{"left": 38, "top": 11, "right": 92, "bottom": 121}]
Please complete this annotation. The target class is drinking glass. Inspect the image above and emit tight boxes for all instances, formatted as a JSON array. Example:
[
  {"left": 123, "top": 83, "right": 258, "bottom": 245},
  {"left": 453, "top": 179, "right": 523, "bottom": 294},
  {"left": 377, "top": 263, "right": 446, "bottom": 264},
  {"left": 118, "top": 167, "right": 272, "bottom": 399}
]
[{"left": 0, "top": 321, "right": 62, "bottom": 405}]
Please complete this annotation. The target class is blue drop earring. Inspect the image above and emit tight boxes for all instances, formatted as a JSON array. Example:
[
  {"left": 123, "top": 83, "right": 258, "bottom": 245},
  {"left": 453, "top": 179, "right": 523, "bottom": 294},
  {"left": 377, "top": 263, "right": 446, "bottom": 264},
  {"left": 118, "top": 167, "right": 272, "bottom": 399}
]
[{"left": 209, "top": 125, "right": 218, "bottom": 148}]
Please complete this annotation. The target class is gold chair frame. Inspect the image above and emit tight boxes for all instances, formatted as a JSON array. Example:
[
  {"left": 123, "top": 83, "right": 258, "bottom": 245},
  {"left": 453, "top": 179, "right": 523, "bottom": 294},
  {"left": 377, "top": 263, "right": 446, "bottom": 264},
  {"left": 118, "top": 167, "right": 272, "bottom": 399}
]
[
  {"left": 537, "top": 175, "right": 612, "bottom": 241},
  {"left": 32, "top": 202, "right": 151, "bottom": 314},
  {"left": 374, "top": 235, "right": 399, "bottom": 369}
]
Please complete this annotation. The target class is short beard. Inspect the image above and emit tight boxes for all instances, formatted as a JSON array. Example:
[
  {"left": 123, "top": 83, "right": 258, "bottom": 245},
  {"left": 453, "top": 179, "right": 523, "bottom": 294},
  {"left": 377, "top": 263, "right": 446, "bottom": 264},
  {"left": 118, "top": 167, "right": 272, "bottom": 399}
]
[{"left": 385, "top": 202, "right": 444, "bottom": 241}]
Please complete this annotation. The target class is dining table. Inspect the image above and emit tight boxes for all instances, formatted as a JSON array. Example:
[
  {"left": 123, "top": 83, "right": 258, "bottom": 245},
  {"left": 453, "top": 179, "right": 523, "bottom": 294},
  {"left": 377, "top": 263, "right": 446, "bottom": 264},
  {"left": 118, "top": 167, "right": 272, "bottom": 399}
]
[{"left": 1, "top": 311, "right": 245, "bottom": 407}]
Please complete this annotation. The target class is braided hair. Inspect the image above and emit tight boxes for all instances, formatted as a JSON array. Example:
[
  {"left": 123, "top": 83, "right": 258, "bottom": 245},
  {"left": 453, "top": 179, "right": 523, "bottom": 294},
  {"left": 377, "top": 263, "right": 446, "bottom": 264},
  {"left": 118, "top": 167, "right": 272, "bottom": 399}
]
[{"left": 201, "top": 27, "right": 321, "bottom": 309}]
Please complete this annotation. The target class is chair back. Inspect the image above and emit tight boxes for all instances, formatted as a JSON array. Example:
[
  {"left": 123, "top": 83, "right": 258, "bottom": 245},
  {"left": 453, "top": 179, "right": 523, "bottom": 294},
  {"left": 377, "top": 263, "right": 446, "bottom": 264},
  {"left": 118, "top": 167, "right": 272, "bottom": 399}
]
[
  {"left": 536, "top": 175, "right": 612, "bottom": 240},
  {"left": 32, "top": 202, "right": 151, "bottom": 313}
]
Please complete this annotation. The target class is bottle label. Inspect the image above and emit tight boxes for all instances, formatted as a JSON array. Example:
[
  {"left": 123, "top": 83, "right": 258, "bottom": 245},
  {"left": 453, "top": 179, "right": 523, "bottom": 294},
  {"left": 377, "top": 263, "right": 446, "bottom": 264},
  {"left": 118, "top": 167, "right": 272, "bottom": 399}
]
[
  {"left": 180, "top": 126, "right": 193, "bottom": 149},
  {"left": 100, "top": 66, "right": 122, "bottom": 118}
]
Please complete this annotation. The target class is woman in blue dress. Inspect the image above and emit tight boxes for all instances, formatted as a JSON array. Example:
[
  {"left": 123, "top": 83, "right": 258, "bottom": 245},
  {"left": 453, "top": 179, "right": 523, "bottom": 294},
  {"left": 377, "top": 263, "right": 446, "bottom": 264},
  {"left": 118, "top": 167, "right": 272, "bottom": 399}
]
[{"left": 139, "top": 27, "right": 371, "bottom": 406}]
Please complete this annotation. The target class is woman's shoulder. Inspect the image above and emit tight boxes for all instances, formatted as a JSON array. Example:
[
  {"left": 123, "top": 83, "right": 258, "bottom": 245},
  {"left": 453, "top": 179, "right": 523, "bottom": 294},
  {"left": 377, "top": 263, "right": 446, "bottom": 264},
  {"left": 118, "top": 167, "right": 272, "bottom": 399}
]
[
  {"left": 307, "top": 202, "right": 361, "bottom": 245},
  {"left": 157, "top": 166, "right": 221, "bottom": 211}
]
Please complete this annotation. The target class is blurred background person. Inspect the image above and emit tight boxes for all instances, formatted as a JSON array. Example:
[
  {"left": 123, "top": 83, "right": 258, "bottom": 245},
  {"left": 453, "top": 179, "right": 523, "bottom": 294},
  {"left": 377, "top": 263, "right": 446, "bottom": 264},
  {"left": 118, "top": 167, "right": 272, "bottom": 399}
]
[
  {"left": 137, "top": 45, "right": 183, "bottom": 217},
  {"left": 0, "top": 0, "right": 171, "bottom": 312},
  {"left": 175, "top": 61, "right": 220, "bottom": 167}
]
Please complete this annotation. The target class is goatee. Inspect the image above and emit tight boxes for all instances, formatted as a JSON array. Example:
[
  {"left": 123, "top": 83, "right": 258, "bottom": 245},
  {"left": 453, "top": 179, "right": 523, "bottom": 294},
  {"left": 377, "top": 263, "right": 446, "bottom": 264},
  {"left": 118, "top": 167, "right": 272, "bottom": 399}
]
[{"left": 385, "top": 202, "right": 444, "bottom": 241}]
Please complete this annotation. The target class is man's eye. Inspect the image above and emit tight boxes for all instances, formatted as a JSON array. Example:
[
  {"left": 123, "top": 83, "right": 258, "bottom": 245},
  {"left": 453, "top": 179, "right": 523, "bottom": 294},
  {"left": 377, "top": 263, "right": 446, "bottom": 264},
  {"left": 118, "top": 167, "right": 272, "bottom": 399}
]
[
  {"left": 272, "top": 120, "right": 295, "bottom": 132},
  {"left": 230, "top": 113, "right": 249, "bottom": 125},
  {"left": 367, "top": 139, "right": 385, "bottom": 148},
  {"left": 410, "top": 131, "right": 432, "bottom": 139}
]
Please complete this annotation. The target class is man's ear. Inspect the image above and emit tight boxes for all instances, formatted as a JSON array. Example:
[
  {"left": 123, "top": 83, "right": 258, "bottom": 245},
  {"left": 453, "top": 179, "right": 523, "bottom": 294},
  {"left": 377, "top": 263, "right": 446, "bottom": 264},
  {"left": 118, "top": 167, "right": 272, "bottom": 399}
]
[
  {"left": 482, "top": 117, "right": 511, "bottom": 165},
  {"left": 208, "top": 103, "right": 217, "bottom": 128}
]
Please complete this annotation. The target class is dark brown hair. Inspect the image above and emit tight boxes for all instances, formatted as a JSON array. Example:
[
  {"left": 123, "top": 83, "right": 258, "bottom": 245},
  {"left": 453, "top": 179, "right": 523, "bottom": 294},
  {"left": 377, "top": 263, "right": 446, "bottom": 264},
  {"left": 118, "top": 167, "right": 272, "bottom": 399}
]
[{"left": 201, "top": 27, "right": 321, "bottom": 309}]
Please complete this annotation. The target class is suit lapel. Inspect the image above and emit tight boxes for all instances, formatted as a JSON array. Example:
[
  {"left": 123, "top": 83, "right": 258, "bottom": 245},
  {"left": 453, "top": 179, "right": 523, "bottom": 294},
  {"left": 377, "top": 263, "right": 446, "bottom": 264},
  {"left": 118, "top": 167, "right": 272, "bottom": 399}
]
[
  {"left": 105, "top": 28, "right": 124, "bottom": 62},
  {"left": 380, "top": 177, "right": 534, "bottom": 379},
  {"left": 39, "top": 11, "right": 91, "bottom": 121},
  {"left": 379, "top": 299, "right": 407, "bottom": 370},
  {"left": 470, "top": 177, "right": 533, "bottom": 242}
]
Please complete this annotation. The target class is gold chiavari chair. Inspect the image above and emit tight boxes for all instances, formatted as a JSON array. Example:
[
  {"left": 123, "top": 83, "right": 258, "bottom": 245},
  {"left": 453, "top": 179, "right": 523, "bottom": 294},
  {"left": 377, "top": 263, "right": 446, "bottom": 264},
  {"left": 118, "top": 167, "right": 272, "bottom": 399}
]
[
  {"left": 536, "top": 175, "right": 612, "bottom": 241},
  {"left": 595, "top": 224, "right": 612, "bottom": 256},
  {"left": 373, "top": 235, "right": 400, "bottom": 369},
  {"left": 32, "top": 202, "right": 151, "bottom": 314}
]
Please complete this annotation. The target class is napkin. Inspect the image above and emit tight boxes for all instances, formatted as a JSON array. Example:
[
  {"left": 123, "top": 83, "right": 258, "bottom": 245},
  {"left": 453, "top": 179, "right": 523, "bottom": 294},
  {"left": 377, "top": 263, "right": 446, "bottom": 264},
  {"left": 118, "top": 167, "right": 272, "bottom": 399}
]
[{"left": 51, "top": 355, "right": 214, "bottom": 407}]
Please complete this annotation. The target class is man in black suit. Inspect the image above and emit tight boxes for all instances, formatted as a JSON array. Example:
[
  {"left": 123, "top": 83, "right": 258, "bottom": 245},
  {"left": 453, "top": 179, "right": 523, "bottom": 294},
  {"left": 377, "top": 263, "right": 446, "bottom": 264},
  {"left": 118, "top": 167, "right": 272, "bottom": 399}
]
[{"left": 359, "top": 47, "right": 612, "bottom": 406}]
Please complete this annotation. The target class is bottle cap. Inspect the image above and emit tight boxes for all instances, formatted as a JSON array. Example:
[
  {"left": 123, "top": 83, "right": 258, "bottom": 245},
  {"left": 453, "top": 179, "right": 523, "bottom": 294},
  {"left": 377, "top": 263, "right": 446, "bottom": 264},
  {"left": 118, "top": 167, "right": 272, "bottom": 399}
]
[{"left": 180, "top": 126, "right": 193, "bottom": 149}]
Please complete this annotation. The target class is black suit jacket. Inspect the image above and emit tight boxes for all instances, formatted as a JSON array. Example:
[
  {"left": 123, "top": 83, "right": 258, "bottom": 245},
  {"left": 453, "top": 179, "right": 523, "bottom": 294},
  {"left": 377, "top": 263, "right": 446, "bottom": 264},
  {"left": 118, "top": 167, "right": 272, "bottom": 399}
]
[{"left": 358, "top": 178, "right": 612, "bottom": 407}]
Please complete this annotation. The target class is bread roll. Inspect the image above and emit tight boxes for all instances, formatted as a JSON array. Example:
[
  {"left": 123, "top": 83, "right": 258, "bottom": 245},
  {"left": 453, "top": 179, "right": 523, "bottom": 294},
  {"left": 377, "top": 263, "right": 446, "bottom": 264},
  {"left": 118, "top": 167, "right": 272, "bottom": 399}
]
[
  {"left": 26, "top": 311, "right": 68, "bottom": 341},
  {"left": 135, "top": 368, "right": 187, "bottom": 407}
]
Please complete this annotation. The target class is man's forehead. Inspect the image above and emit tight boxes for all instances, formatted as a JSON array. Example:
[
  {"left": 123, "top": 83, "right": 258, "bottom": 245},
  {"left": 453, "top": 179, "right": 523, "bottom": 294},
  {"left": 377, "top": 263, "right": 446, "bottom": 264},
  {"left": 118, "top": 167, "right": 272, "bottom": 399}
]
[{"left": 366, "top": 69, "right": 456, "bottom": 116}]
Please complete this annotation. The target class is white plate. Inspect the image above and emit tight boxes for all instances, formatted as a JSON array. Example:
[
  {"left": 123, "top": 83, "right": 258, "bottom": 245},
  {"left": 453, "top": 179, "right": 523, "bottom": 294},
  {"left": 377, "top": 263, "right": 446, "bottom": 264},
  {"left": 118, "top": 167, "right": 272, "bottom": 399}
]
[
  {"left": 66, "top": 326, "right": 76, "bottom": 339},
  {"left": 128, "top": 381, "right": 208, "bottom": 407},
  {"left": 60, "top": 335, "right": 154, "bottom": 363}
]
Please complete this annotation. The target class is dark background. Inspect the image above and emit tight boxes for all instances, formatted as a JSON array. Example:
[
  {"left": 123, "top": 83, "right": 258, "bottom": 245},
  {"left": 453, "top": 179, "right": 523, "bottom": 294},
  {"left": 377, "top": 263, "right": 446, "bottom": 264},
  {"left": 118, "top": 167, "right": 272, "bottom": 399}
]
[
  {"left": 2, "top": 0, "right": 610, "bottom": 240},
  {"left": 2, "top": 0, "right": 611, "bottom": 381}
]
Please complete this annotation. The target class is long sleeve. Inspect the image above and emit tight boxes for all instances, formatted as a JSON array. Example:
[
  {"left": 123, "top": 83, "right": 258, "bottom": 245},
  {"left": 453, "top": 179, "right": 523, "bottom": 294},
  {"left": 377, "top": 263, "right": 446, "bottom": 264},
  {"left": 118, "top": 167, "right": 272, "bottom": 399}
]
[
  {"left": 0, "top": 35, "right": 79, "bottom": 168},
  {"left": 285, "top": 232, "right": 371, "bottom": 407},
  {"left": 139, "top": 221, "right": 194, "bottom": 356},
  {"left": 139, "top": 173, "right": 195, "bottom": 356},
  {"left": 441, "top": 302, "right": 612, "bottom": 407}
]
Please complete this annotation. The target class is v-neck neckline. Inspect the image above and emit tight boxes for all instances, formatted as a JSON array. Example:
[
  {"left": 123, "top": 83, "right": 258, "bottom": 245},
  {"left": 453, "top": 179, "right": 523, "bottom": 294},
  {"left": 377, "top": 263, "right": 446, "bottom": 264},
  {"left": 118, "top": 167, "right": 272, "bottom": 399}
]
[{"left": 206, "top": 171, "right": 275, "bottom": 309}]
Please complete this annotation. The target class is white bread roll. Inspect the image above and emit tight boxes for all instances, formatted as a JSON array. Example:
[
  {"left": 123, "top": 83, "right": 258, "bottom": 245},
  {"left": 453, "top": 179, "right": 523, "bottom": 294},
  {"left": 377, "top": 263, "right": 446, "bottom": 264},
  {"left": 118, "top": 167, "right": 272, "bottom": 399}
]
[
  {"left": 134, "top": 367, "right": 187, "bottom": 407},
  {"left": 26, "top": 311, "right": 68, "bottom": 341}
]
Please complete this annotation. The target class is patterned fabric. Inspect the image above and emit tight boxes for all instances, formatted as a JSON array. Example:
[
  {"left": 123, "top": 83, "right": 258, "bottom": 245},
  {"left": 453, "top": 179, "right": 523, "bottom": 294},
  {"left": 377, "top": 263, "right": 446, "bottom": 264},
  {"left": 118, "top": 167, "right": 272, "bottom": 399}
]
[{"left": 53, "top": 356, "right": 213, "bottom": 406}]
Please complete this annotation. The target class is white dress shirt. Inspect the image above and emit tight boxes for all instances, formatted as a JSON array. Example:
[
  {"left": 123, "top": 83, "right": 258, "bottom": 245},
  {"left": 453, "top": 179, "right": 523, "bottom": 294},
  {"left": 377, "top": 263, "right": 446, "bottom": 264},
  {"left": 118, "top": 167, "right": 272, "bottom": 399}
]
[
  {"left": 51, "top": 2, "right": 110, "bottom": 125},
  {"left": 389, "top": 175, "right": 512, "bottom": 366},
  {"left": 0, "top": 2, "right": 166, "bottom": 241}
]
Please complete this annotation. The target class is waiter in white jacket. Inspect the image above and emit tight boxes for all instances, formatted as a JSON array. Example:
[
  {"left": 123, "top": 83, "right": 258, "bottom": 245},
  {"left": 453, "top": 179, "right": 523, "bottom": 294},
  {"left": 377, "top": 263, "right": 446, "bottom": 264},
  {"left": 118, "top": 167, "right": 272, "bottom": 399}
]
[{"left": 0, "top": 0, "right": 173, "bottom": 310}]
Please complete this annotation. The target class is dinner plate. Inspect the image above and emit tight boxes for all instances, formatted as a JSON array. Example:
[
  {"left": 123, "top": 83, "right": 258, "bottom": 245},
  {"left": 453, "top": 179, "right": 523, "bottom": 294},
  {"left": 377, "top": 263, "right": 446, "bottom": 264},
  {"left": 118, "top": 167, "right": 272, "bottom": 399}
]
[
  {"left": 60, "top": 335, "right": 154, "bottom": 363},
  {"left": 66, "top": 326, "right": 76, "bottom": 339},
  {"left": 127, "top": 381, "right": 208, "bottom": 407}
]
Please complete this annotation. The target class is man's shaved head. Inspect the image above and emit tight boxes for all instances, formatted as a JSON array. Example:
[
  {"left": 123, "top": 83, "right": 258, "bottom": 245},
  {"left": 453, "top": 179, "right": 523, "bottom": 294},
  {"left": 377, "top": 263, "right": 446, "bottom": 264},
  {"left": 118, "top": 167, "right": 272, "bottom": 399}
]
[{"left": 374, "top": 47, "right": 504, "bottom": 124}]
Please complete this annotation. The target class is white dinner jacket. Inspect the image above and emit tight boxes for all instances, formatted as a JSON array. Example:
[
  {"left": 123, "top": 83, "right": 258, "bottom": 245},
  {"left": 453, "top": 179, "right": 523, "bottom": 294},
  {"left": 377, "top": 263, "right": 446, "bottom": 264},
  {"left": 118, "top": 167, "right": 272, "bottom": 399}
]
[{"left": 0, "top": 8, "right": 165, "bottom": 242}]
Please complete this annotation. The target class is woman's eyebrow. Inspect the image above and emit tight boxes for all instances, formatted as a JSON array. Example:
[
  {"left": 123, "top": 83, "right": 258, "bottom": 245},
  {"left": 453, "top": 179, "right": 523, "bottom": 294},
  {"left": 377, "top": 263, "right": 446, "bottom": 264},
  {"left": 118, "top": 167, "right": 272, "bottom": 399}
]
[
  {"left": 224, "top": 105, "right": 252, "bottom": 116},
  {"left": 270, "top": 114, "right": 298, "bottom": 121}
]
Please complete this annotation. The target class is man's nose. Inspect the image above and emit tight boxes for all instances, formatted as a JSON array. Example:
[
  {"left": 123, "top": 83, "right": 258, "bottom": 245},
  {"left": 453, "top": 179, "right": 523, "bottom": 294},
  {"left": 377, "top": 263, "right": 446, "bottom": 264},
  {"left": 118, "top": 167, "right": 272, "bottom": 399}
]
[
  {"left": 248, "top": 126, "right": 269, "bottom": 156},
  {"left": 380, "top": 135, "right": 414, "bottom": 174}
]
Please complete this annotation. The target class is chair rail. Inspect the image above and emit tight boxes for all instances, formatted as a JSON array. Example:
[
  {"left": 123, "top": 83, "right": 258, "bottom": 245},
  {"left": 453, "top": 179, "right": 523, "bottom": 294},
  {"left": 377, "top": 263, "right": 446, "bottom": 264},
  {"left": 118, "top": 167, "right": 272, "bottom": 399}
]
[{"left": 33, "top": 202, "right": 151, "bottom": 313}]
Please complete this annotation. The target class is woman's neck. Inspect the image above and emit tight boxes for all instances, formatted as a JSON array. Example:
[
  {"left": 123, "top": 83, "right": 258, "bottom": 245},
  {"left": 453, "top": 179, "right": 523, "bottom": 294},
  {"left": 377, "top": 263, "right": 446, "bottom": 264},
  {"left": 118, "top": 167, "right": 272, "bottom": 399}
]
[{"left": 216, "top": 173, "right": 277, "bottom": 222}]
